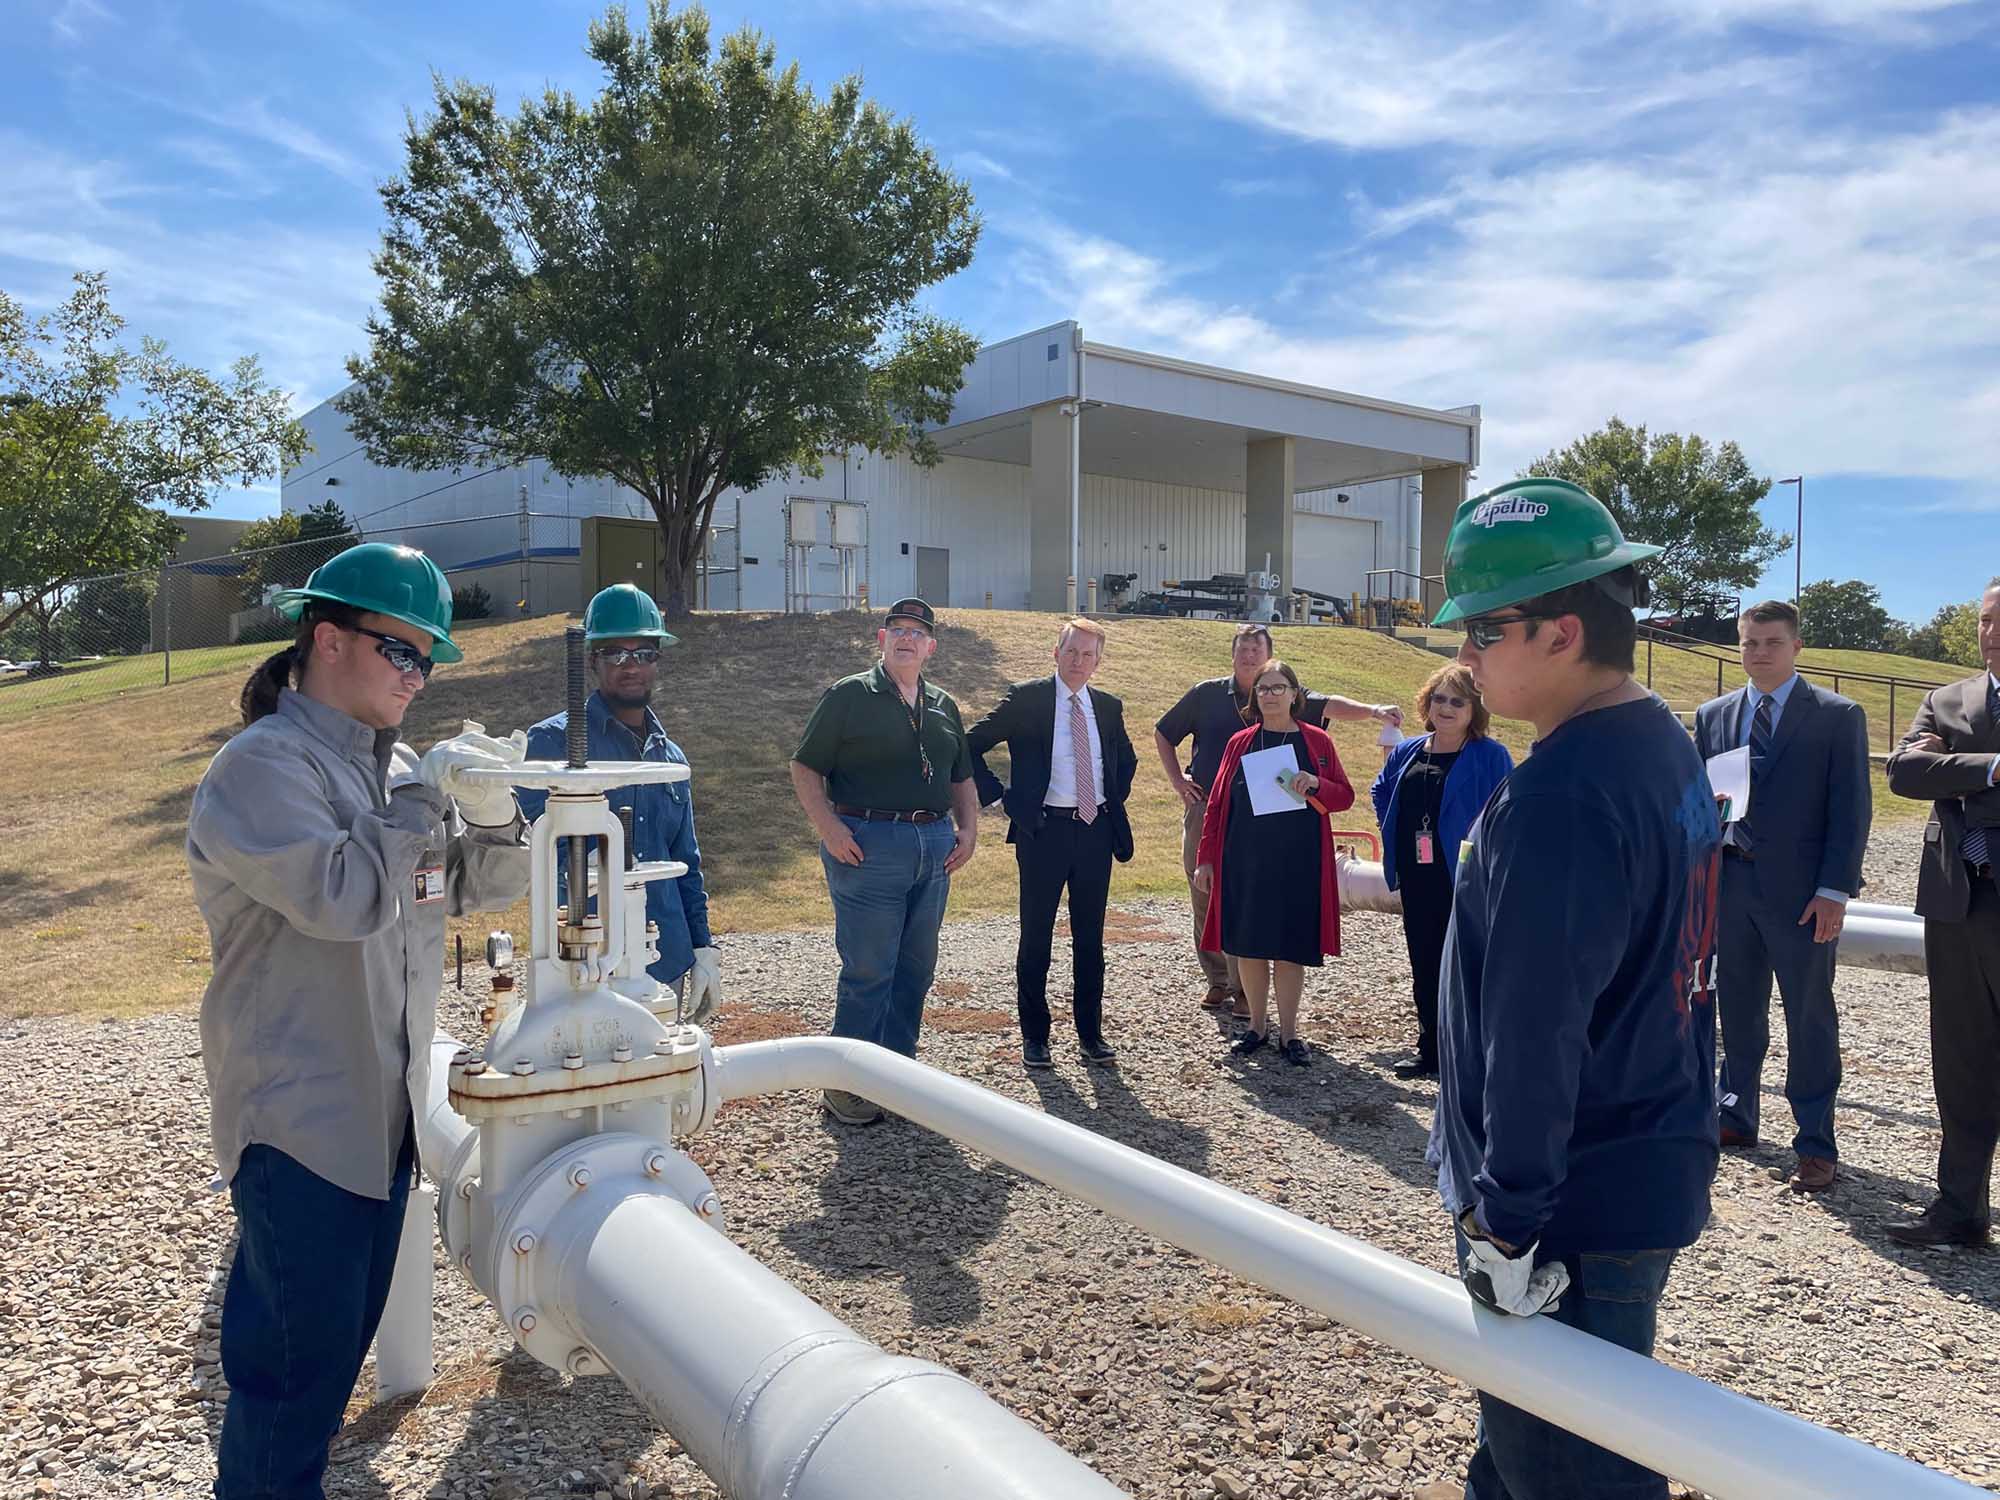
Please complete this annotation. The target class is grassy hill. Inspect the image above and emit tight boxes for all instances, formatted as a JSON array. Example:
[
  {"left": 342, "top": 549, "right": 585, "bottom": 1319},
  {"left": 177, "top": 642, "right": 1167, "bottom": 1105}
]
[
  {"left": 1635, "top": 636, "right": 1955, "bottom": 748},
  {"left": 0, "top": 610, "right": 1926, "bottom": 1020}
]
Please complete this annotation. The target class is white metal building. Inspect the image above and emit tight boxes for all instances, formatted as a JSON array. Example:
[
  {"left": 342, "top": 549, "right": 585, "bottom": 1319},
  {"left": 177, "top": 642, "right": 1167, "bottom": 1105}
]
[{"left": 282, "top": 321, "right": 1479, "bottom": 619}]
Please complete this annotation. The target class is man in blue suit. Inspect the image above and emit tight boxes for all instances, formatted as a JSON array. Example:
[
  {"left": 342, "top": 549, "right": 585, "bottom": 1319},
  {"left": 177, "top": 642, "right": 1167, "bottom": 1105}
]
[
  {"left": 1694, "top": 600, "right": 1871, "bottom": 1194},
  {"left": 520, "top": 584, "right": 720, "bottom": 1017}
]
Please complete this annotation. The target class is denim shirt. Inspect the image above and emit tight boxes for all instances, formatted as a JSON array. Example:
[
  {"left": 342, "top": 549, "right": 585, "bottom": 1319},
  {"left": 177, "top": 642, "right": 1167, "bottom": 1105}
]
[
  {"left": 188, "top": 691, "right": 530, "bottom": 1199},
  {"left": 520, "top": 692, "right": 711, "bottom": 984}
]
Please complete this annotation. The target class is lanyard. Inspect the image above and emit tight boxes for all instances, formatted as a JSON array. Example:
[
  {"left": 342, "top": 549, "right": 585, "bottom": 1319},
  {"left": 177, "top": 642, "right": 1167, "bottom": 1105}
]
[{"left": 902, "top": 680, "right": 935, "bottom": 784}]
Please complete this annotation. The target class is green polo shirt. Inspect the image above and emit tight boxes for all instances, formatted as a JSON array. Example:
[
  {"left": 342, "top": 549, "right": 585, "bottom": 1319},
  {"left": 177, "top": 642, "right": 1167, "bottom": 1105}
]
[{"left": 794, "top": 663, "right": 973, "bottom": 815}]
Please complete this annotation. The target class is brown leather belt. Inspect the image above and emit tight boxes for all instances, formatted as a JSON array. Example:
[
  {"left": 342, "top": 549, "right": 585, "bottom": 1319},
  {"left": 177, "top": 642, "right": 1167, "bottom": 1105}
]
[{"left": 835, "top": 804, "right": 942, "bottom": 824}]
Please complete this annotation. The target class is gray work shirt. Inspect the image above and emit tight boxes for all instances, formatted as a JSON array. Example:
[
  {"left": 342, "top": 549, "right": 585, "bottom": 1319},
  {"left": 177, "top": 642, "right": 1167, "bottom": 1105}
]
[{"left": 187, "top": 690, "right": 529, "bottom": 1200}]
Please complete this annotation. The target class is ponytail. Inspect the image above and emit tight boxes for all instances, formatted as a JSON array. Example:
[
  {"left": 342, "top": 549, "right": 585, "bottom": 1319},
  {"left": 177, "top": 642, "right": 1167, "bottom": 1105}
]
[
  {"left": 238, "top": 601, "right": 365, "bottom": 725},
  {"left": 240, "top": 647, "right": 299, "bottom": 725}
]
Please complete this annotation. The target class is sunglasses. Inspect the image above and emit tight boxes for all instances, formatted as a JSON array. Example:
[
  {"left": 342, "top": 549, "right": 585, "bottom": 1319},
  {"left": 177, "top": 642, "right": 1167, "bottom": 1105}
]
[
  {"left": 594, "top": 646, "right": 661, "bottom": 667},
  {"left": 1463, "top": 611, "right": 1562, "bottom": 650},
  {"left": 349, "top": 625, "right": 434, "bottom": 680},
  {"left": 1431, "top": 694, "right": 1471, "bottom": 709}
]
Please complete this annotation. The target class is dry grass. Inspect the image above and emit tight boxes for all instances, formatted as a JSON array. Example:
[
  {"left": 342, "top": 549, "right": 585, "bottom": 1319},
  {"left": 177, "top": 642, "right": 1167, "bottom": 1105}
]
[{"left": 0, "top": 606, "right": 1934, "bottom": 1021}]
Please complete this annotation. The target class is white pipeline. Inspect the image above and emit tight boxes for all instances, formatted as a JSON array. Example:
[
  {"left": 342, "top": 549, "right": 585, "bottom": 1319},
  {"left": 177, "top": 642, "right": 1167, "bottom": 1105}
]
[
  {"left": 415, "top": 1036, "right": 1121, "bottom": 1500},
  {"left": 713, "top": 1037, "right": 1979, "bottom": 1500}
]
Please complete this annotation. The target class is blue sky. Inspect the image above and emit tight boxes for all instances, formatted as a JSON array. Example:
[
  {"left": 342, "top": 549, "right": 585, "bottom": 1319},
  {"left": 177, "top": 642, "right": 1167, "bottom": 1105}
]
[{"left": 6, "top": 0, "right": 1997, "bottom": 625}]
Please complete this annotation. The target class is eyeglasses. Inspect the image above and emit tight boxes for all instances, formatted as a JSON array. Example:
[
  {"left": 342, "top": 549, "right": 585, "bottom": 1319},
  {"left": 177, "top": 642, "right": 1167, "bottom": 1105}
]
[
  {"left": 1254, "top": 681, "right": 1293, "bottom": 696},
  {"left": 1463, "top": 612, "right": 1562, "bottom": 650},
  {"left": 1431, "top": 694, "right": 1470, "bottom": 709},
  {"left": 885, "top": 625, "right": 932, "bottom": 641},
  {"left": 593, "top": 647, "right": 661, "bottom": 667},
  {"left": 349, "top": 626, "right": 433, "bottom": 680}
]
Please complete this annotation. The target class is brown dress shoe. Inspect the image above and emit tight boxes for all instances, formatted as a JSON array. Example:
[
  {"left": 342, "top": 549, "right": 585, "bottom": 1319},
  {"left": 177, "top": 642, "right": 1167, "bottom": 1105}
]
[
  {"left": 1199, "top": 983, "right": 1234, "bottom": 1010},
  {"left": 1791, "top": 1156, "right": 1836, "bottom": 1193}
]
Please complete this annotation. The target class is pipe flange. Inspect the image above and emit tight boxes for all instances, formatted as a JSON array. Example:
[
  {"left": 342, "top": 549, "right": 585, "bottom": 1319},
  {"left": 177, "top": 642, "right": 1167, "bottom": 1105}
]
[
  {"left": 435, "top": 1129, "right": 483, "bottom": 1266},
  {"left": 487, "top": 1133, "right": 722, "bottom": 1372}
]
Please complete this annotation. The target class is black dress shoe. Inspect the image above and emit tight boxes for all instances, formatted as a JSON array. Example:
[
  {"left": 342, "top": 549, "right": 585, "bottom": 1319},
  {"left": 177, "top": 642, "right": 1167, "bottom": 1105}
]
[
  {"left": 1885, "top": 1208, "right": 1991, "bottom": 1248},
  {"left": 1079, "top": 1038, "right": 1118, "bottom": 1067},
  {"left": 1022, "top": 1039, "right": 1053, "bottom": 1070},
  {"left": 1391, "top": 1055, "right": 1439, "bottom": 1080},
  {"left": 1230, "top": 1029, "right": 1267, "bottom": 1057}
]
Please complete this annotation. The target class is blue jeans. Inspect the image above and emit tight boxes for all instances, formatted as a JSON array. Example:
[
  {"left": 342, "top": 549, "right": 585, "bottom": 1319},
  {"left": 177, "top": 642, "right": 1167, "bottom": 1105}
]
[
  {"left": 215, "top": 1130, "right": 414, "bottom": 1500},
  {"left": 1455, "top": 1237, "right": 1680, "bottom": 1500},
  {"left": 822, "top": 814, "right": 956, "bottom": 1056}
]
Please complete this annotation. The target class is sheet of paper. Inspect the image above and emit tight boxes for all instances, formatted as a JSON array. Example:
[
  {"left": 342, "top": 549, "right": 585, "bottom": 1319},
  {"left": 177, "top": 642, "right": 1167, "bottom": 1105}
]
[
  {"left": 1705, "top": 746, "right": 1751, "bottom": 824},
  {"left": 1241, "top": 743, "right": 1310, "bottom": 816}
]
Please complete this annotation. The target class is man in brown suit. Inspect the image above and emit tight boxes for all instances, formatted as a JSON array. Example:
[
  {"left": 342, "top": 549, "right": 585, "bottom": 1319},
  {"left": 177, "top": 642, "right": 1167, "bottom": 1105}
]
[{"left": 1883, "top": 579, "right": 2000, "bottom": 1248}]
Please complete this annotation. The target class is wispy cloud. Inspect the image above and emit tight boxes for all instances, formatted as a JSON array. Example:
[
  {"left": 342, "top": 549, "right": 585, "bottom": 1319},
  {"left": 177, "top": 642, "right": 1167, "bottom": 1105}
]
[
  {"left": 955, "top": 150, "right": 1016, "bottom": 181},
  {"left": 1006, "top": 105, "right": 2000, "bottom": 485},
  {"left": 49, "top": 0, "right": 113, "bottom": 45},
  {"left": 1220, "top": 176, "right": 1310, "bottom": 198}
]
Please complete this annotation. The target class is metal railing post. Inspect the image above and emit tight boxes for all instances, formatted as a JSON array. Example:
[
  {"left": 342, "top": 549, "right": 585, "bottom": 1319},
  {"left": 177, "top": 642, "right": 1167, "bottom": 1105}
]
[{"left": 161, "top": 569, "right": 172, "bottom": 687}]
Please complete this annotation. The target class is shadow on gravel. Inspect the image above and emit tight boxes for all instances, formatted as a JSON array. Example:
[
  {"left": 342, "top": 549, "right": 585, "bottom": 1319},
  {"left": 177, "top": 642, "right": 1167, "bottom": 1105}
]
[
  {"left": 779, "top": 1117, "right": 1019, "bottom": 1328},
  {"left": 1026, "top": 1063, "right": 1213, "bottom": 1177},
  {"left": 1793, "top": 1157, "right": 2000, "bottom": 1306},
  {"left": 1221, "top": 1042, "right": 1441, "bottom": 1195}
]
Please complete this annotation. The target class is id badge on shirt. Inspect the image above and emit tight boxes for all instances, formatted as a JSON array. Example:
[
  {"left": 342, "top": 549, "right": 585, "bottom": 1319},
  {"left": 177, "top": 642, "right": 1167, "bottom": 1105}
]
[
  {"left": 413, "top": 865, "right": 446, "bottom": 905},
  {"left": 1415, "top": 831, "right": 1436, "bottom": 866}
]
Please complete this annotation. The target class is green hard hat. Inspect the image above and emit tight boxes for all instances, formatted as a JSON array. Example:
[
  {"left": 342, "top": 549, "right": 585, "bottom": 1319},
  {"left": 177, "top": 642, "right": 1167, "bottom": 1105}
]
[
  {"left": 1431, "top": 478, "right": 1662, "bottom": 627},
  {"left": 583, "top": 583, "right": 678, "bottom": 645},
  {"left": 272, "top": 543, "right": 461, "bottom": 662}
]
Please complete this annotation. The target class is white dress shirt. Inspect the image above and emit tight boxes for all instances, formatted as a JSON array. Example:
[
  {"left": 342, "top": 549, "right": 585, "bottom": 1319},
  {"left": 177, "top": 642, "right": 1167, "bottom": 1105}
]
[{"left": 1045, "top": 682, "right": 1105, "bottom": 809}]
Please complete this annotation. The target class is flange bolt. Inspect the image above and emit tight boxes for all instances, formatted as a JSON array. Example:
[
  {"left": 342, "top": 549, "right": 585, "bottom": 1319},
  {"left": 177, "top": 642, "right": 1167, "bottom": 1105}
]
[
  {"left": 513, "top": 1232, "right": 537, "bottom": 1255},
  {"left": 567, "top": 1164, "right": 593, "bottom": 1189}
]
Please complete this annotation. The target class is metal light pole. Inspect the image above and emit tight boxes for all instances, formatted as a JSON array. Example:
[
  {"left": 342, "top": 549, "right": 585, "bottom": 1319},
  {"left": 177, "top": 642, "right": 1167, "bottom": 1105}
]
[{"left": 1778, "top": 476, "right": 1803, "bottom": 604}]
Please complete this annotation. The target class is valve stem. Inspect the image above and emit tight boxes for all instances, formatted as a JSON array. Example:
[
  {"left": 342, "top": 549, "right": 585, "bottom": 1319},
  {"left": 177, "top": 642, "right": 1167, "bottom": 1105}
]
[{"left": 565, "top": 626, "right": 588, "bottom": 769}]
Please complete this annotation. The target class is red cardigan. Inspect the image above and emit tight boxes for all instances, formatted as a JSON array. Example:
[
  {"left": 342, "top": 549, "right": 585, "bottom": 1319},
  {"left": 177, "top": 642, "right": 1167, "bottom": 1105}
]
[{"left": 1196, "top": 721, "right": 1355, "bottom": 959}]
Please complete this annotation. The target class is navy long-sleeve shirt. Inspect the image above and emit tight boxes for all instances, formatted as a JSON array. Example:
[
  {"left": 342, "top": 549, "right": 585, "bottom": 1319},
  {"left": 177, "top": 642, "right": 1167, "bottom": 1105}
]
[{"left": 1430, "top": 694, "right": 1723, "bottom": 1255}]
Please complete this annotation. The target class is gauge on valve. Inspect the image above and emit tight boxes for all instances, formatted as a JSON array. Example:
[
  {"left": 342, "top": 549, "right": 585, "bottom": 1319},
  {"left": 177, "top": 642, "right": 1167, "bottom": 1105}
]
[{"left": 485, "top": 931, "right": 515, "bottom": 971}]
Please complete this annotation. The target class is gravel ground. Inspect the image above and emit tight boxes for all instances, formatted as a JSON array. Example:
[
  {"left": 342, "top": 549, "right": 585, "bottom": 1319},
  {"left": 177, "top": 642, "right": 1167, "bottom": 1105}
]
[{"left": 6, "top": 821, "right": 1998, "bottom": 1500}]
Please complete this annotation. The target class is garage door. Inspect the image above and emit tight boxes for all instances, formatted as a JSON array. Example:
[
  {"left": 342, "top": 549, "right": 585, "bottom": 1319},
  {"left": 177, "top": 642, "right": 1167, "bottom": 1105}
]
[{"left": 1292, "top": 513, "right": 1378, "bottom": 600}]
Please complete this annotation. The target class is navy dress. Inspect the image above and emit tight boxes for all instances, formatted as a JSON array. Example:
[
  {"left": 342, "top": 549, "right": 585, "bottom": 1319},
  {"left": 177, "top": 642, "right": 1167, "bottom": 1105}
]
[{"left": 1219, "top": 728, "right": 1324, "bottom": 966}]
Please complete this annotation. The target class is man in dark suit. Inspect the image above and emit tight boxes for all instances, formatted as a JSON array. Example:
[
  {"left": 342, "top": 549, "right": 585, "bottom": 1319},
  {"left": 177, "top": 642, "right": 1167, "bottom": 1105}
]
[
  {"left": 1883, "top": 579, "right": 2000, "bottom": 1248},
  {"left": 1694, "top": 600, "right": 1871, "bottom": 1194},
  {"left": 966, "top": 617, "right": 1138, "bottom": 1069}
]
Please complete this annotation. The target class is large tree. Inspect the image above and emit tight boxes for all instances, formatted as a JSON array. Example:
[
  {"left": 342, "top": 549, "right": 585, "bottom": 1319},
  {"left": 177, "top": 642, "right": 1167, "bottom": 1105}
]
[
  {"left": 1525, "top": 418, "right": 1789, "bottom": 614},
  {"left": 340, "top": 1, "right": 982, "bottom": 618},
  {"left": 0, "top": 273, "right": 308, "bottom": 637},
  {"left": 1798, "top": 579, "right": 1894, "bottom": 651}
]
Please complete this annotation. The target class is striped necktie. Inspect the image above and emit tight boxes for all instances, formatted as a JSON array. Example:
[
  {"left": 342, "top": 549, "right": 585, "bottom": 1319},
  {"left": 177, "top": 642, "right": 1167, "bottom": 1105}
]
[
  {"left": 1069, "top": 692, "right": 1097, "bottom": 824},
  {"left": 1729, "top": 692, "right": 1775, "bottom": 854},
  {"left": 1964, "top": 680, "right": 2000, "bottom": 869}
]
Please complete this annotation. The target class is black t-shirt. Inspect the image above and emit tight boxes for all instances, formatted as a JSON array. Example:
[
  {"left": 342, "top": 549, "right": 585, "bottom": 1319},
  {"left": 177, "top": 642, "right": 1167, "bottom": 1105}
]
[
  {"left": 1156, "top": 676, "right": 1331, "bottom": 793},
  {"left": 1396, "top": 748, "right": 1460, "bottom": 881}
]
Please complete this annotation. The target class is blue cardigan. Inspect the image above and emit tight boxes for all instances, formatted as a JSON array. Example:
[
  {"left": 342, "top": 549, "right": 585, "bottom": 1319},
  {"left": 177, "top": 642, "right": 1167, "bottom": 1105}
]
[{"left": 1369, "top": 733, "right": 1514, "bottom": 889}]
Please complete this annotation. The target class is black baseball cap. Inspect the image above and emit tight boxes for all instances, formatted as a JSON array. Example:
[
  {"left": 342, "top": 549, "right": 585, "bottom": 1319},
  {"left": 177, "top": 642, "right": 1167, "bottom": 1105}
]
[{"left": 885, "top": 597, "right": 937, "bottom": 631}]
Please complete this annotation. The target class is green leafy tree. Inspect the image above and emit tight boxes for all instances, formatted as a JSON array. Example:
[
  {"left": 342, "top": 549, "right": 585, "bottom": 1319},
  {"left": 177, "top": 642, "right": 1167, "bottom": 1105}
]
[
  {"left": 1798, "top": 579, "right": 1894, "bottom": 651},
  {"left": 1937, "top": 600, "right": 1981, "bottom": 668},
  {"left": 339, "top": 1, "right": 981, "bottom": 618},
  {"left": 0, "top": 273, "right": 309, "bottom": 637},
  {"left": 230, "top": 498, "right": 359, "bottom": 607},
  {"left": 1525, "top": 418, "right": 1790, "bottom": 613}
]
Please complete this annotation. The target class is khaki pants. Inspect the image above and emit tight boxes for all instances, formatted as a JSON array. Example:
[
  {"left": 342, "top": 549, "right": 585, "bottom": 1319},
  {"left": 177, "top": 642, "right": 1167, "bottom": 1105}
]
[{"left": 1182, "top": 799, "right": 1240, "bottom": 993}]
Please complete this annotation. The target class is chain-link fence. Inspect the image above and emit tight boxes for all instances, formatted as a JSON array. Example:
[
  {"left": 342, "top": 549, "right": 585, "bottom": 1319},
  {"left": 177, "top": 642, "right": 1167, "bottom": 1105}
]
[{"left": 0, "top": 511, "right": 584, "bottom": 721}]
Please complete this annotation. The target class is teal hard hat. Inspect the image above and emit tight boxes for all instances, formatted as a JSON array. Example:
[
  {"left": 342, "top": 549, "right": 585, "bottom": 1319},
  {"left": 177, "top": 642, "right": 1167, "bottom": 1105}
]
[
  {"left": 272, "top": 543, "right": 461, "bottom": 663},
  {"left": 1431, "top": 478, "right": 1661, "bottom": 627},
  {"left": 583, "top": 583, "right": 678, "bottom": 646}
]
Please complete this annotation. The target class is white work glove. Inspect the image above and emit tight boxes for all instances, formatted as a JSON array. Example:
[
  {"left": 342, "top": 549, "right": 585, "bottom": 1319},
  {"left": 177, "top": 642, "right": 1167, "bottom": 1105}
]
[
  {"left": 683, "top": 946, "right": 723, "bottom": 1023},
  {"left": 421, "top": 720, "right": 528, "bottom": 828},
  {"left": 1460, "top": 1212, "right": 1570, "bottom": 1318}
]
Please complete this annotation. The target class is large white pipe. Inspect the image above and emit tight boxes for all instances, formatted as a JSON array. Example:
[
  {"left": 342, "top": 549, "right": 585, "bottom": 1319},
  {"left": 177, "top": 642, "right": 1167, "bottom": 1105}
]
[
  {"left": 414, "top": 1036, "right": 1121, "bottom": 1500},
  {"left": 538, "top": 1180, "right": 1124, "bottom": 1499},
  {"left": 714, "top": 1037, "right": 1979, "bottom": 1500}
]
